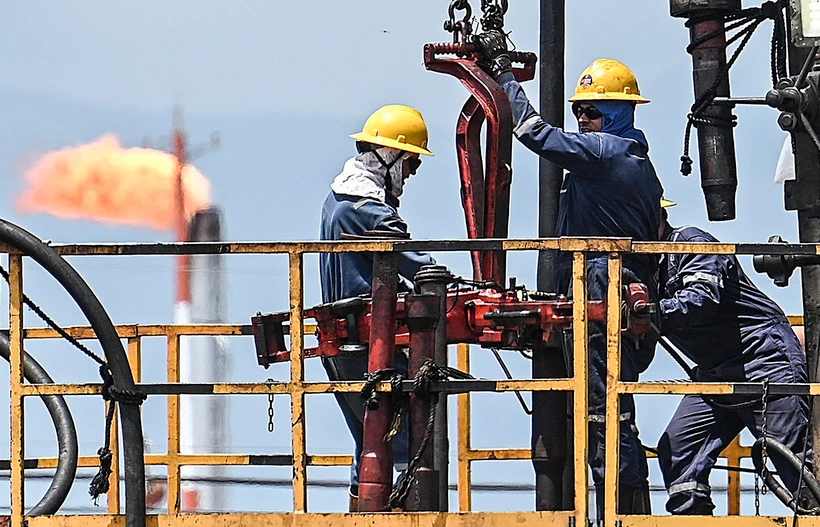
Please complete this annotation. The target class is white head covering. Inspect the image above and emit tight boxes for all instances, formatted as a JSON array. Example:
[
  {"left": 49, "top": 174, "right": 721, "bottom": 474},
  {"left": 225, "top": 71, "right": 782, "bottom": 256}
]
[{"left": 330, "top": 146, "right": 407, "bottom": 202}]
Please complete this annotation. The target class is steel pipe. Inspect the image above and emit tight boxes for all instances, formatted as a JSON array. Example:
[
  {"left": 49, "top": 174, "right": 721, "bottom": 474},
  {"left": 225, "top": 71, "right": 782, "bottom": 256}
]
[{"left": 357, "top": 252, "right": 400, "bottom": 512}]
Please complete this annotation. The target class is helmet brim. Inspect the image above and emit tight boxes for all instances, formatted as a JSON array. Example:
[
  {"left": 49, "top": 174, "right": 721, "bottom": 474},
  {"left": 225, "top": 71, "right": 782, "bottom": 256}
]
[
  {"left": 568, "top": 93, "right": 650, "bottom": 104},
  {"left": 349, "top": 133, "right": 434, "bottom": 156}
]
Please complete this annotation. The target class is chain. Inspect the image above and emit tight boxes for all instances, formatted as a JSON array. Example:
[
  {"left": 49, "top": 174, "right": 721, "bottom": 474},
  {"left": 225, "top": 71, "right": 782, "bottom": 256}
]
[
  {"left": 755, "top": 471, "right": 761, "bottom": 515},
  {"left": 761, "top": 380, "right": 770, "bottom": 496},
  {"left": 387, "top": 360, "right": 474, "bottom": 510},
  {"left": 479, "top": 0, "right": 507, "bottom": 31},
  {"left": 444, "top": 0, "right": 473, "bottom": 43},
  {"left": 265, "top": 378, "right": 276, "bottom": 433},
  {"left": 0, "top": 264, "right": 106, "bottom": 365}
]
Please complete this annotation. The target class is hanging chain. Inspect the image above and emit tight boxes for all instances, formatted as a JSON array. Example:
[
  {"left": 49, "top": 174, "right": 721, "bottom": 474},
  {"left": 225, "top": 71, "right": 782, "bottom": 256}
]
[
  {"left": 760, "top": 380, "right": 770, "bottom": 496},
  {"left": 265, "top": 378, "right": 276, "bottom": 432},
  {"left": 0, "top": 264, "right": 105, "bottom": 365},
  {"left": 755, "top": 471, "right": 761, "bottom": 515},
  {"left": 753, "top": 379, "right": 771, "bottom": 515}
]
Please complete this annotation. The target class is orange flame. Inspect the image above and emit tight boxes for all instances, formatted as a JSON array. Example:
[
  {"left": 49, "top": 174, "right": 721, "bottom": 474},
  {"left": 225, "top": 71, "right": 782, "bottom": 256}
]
[{"left": 16, "top": 135, "right": 211, "bottom": 231}]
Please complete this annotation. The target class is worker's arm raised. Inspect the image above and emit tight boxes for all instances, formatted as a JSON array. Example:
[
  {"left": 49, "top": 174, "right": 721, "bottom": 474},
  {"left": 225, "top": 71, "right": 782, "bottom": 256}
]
[{"left": 495, "top": 71, "right": 603, "bottom": 172}]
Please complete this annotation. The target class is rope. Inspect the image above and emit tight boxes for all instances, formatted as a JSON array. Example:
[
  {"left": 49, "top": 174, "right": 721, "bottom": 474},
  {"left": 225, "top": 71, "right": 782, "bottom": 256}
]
[
  {"left": 360, "top": 368, "right": 402, "bottom": 411},
  {"left": 679, "top": 0, "right": 787, "bottom": 176},
  {"left": 387, "top": 360, "right": 474, "bottom": 510},
  {"left": 0, "top": 264, "right": 105, "bottom": 365},
  {"left": 89, "top": 364, "right": 146, "bottom": 505},
  {"left": 0, "top": 262, "right": 147, "bottom": 504}
]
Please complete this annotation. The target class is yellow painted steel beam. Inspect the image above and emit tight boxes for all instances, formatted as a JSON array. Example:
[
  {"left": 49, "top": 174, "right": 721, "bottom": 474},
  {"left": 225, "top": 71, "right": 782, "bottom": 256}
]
[
  {"left": 289, "top": 252, "right": 308, "bottom": 512},
  {"left": 462, "top": 449, "right": 531, "bottom": 461},
  {"left": 108, "top": 401, "right": 120, "bottom": 514},
  {"left": 5, "top": 453, "right": 354, "bottom": 469},
  {"left": 9, "top": 254, "right": 25, "bottom": 527},
  {"left": 25, "top": 511, "right": 579, "bottom": 527},
  {"left": 619, "top": 517, "right": 800, "bottom": 526},
  {"left": 723, "top": 437, "right": 743, "bottom": 515},
  {"left": 502, "top": 240, "right": 559, "bottom": 250},
  {"left": 560, "top": 237, "right": 632, "bottom": 253},
  {"left": 17, "top": 378, "right": 582, "bottom": 397},
  {"left": 617, "top": 381, "right": 820, "bottom": 395},
  {"left": 603, "top": 255, "right": 623, "bottom": 527},
  {"left": 631, "top": 241, "right": 737, "bottom": 255},
  {"left": 2, "top": 238, "right": 819, "bottom": 258},
  {"left": 572, "top": 252, "right": 590, "bottom": 526},
  {"left": 457, "top": 343, "right": 472, "bottom": 512},
  {"left": 23, "top": 323, "right": 317, "bottom": 340},
  {"left": 166, "top": 333, "right": 181, "bottom": 514}
]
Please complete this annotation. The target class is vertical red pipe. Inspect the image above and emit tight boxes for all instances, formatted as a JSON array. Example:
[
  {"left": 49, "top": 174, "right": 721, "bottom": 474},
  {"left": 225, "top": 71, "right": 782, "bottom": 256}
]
[
  {"left": 404, "top": 292, "right": 440, "bottom": 511},
  {"left": 358, "top": 252, "right": 399, "bottom": 512}
]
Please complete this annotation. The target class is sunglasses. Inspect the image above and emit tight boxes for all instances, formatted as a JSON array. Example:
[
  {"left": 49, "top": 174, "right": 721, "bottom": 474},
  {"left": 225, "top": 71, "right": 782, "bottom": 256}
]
[
  {"left": 572, "top": 104, "right": 603, "bottom": 120},
  {"left": 406, "top": 156, "right": 422, "bottom": 173}
]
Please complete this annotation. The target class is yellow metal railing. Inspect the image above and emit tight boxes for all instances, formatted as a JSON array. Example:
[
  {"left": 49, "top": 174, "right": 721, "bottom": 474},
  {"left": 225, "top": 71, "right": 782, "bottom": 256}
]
[{"left": 3, "top": 237, "right": 818, "bottom": 527}]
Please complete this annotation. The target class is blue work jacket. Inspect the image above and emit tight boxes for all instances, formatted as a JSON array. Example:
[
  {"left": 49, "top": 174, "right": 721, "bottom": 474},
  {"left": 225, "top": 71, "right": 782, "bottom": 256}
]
[
  {"left": 320, "top": 191, "right": 435, "bottom": 303},
  {"left": 497, "top": 72, "right": 663, "bottom": 289},
  {"left": 659, "top": 226, "right": 802, "bottom": 381}
]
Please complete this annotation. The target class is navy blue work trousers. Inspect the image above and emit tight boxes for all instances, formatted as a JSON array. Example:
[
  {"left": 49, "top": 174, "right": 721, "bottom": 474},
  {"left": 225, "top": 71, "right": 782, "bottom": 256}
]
[
  {"left": 556, "top": 257, "right": 652, "bottom": 492},
  {"left": 658, "top": 390, "right": 810, "bottom": 514},
  {"left": 321, "top": 350, "right": 409, "bottom": 493}
]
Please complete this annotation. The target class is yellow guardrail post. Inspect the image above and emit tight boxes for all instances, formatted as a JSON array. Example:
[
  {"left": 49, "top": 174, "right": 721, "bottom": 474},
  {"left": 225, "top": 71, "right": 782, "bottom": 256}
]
[
  {"left": 604, "top": 254, "right": 623, "bottom": 526},
  {"left": 9, "top": 254, "right": 25, "bottom": 527},
  {"left": 289, "top": 251, "right": 308, "bottom": 512},
  {"left": 572, "top": 252, "right": 589, "bottom": 526},
  {"left": 457, "top": 342, "right": 472, "bottom": 512},
  {"left": 167, "top": 330, "right": 182, "bottom": 514}
]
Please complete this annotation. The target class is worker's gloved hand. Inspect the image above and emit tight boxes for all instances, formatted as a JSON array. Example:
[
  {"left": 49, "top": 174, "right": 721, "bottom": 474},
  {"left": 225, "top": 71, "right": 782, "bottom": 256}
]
[{"left": 474, "top": 30, "right": 512, "bottom": 78}]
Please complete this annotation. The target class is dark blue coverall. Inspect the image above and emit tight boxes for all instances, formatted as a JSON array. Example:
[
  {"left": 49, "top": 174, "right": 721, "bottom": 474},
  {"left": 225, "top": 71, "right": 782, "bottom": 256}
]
[
  {"left": 656, "top": 225, "right": 810, "bottom": 515},
  {"left": 320, "top": 190, "right": 435, "bottom": 493},
  {"left": 496, "top": 71, "right": 664, "bottom": 501}
]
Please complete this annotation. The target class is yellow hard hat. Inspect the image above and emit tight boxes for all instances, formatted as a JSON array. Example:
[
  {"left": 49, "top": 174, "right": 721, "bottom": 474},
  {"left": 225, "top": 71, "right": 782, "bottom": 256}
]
[
  {"left": 350, "top": 105, "right": 434, "bottom": 156},
  {"left": 661, "top": 197, "right": 676, "bottom": 208},
  {"left": 568, "top": 59, "right": 650, "bottom": 104}
]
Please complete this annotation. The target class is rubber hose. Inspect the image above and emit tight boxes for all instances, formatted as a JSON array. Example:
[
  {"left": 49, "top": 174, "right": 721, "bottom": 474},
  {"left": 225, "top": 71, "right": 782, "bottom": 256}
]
[
  {"left": 751, "top": 436, "right": 820, "bottom": 514},
  {"left": 0, "top": 333, "right": 78, "bottom": 515},
  {"left": 0, "top": 219, "right": 145, "bottom": 527}
]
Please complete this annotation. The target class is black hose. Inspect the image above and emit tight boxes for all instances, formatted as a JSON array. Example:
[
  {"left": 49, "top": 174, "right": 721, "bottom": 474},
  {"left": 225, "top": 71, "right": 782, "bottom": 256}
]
[
  {"left": 0, "top": 333, "right": 78, "bottom": 515},
  {"left": 751, "top": 436, "right": 820, "bottom": 514},
  {"left": 0, "top": 219, "right": 145, "bottom": 527}
]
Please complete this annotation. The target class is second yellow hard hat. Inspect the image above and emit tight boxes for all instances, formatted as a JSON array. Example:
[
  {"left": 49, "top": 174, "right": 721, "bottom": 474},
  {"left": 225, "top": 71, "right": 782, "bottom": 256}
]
[{"left": 568, "top": 59, "right": 650, "bottom": 104}]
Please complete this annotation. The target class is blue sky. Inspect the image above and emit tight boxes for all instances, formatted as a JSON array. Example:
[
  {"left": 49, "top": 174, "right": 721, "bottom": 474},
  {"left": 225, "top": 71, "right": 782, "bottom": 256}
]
[{"left": 0, "top": 0, "right": 803, "bottom": 516}]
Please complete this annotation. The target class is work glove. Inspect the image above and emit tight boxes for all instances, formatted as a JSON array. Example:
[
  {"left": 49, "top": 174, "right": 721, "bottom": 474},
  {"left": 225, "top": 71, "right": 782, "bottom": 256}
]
[{"left": 474, "top": 29, "right": 512, "bottom": 78}]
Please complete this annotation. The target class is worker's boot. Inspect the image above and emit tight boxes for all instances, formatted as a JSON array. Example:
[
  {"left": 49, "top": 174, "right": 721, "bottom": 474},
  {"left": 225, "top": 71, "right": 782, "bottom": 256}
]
[
  {"left": 348, "top": 488, "right": 359, "bottom": 512},
  {"left": 618, "top": 485, "right": 651, "bottom": 514}
]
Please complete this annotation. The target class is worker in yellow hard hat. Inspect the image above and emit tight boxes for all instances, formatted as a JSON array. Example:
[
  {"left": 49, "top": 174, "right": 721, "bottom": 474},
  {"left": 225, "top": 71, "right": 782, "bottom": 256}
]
[
  {"left": 319, "top": 104, "right": 436, "bottom": 511},
  {"left": 655, "top": 199, "right": 812, "bottom": 515},
  {"left": 476, "top": 32, "right": 664, "bottom": 516}
]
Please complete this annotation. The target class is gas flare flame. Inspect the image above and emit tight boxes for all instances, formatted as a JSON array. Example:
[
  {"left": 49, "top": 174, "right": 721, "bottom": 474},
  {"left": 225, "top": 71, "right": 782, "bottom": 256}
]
[{"left": 16, "top": 135, "right": 211, "bottom": 231}]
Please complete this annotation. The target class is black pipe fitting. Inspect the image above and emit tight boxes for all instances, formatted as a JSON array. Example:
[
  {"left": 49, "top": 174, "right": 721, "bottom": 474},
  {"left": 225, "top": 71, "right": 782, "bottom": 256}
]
[{"left": 671, "top": 0, "right": 741, "bottom": 221}]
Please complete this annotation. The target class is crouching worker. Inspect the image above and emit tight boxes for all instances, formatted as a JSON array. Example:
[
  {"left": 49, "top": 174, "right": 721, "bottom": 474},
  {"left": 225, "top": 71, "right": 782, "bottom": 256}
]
[
  {"left": 656, "top": 203, "right": 812, "bottom": 515},
  {"left": 319, "top": 104, "right": 436, "bottom": 511}
]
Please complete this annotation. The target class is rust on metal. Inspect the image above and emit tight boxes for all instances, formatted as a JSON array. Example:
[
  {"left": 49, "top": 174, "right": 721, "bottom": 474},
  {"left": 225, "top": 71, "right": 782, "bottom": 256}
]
[
  {"left": 603, "top": 255, "right": 623, "bottom": 524},
  {"left": 9, "top": 255, "right": 25, "bottom": 527},
  {"left": 288, "top": 252, "right": 308, "bottom": 512},
  {"left": 166, "top": 332, "right": 182, "bottom": 514},
  {"left": 572, "top": 252, "right": 590, "bottom": 524}
]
